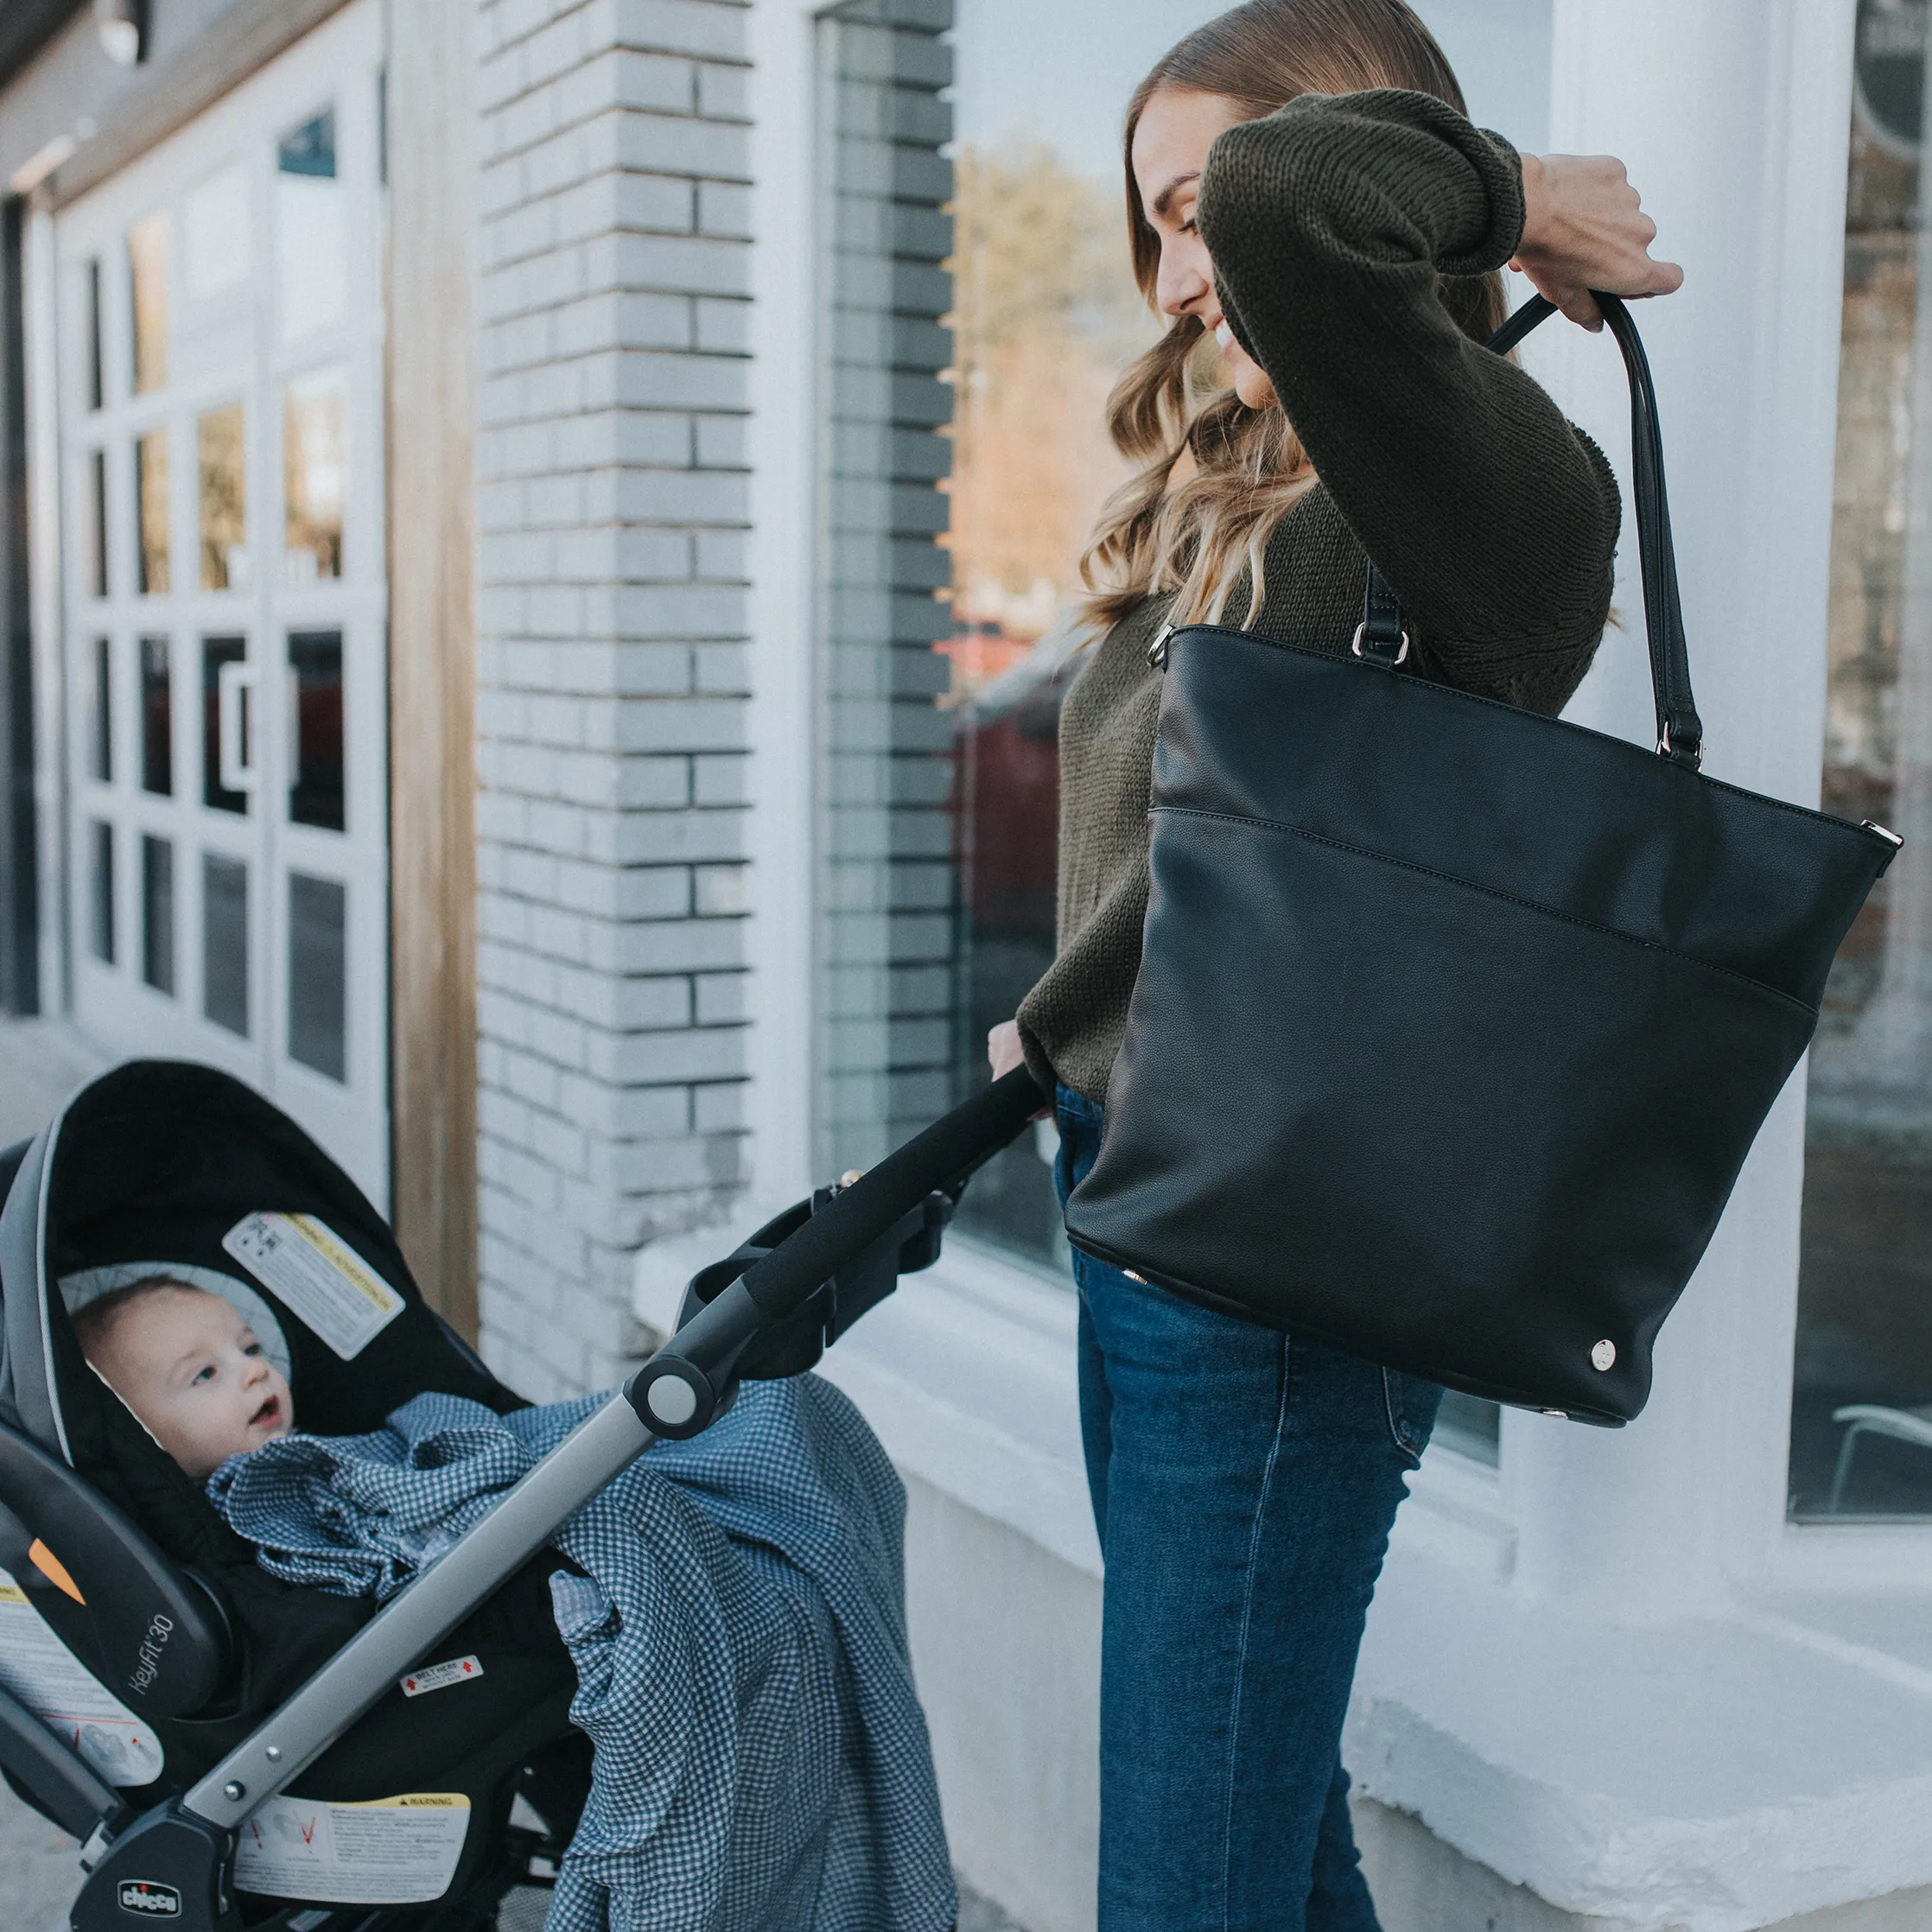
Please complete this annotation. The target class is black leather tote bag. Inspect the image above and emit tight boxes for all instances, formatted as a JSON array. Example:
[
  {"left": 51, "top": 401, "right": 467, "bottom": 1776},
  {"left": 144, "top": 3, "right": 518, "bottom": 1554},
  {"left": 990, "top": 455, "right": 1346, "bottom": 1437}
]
[{"left": 1062, "top": 294, "right": 1901, "bottom": 1426}]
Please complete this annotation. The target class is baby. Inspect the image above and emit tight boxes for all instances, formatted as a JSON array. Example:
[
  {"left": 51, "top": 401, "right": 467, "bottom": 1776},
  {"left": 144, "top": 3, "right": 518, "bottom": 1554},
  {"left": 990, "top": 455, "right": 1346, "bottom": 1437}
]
[{"left": 72, "top": 1278, "right": 296, "bottom": 1480}]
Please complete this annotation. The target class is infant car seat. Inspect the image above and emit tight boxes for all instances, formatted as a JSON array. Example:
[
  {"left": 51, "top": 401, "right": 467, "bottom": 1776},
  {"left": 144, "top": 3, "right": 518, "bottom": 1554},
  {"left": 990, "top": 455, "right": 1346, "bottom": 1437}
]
[
  {"left": 0, "top": 1060, "right": 599, "bottom": 1929},
  {"left": 0, "top": 1055, "right": 1041, "bottom": 1931}
]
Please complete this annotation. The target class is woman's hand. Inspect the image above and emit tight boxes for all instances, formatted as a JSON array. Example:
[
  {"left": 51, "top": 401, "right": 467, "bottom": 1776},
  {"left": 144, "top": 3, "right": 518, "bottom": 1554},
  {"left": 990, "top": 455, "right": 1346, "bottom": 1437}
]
[
  {"left": 988, "top": 1018, "right": 1052, "bottom": 1119},
  {"left": 1511, "top": 153, "right": 1682, "bottom": 331},
  {"left": 988, "top": 1019, "right": 1027, "bottom": 1081}
]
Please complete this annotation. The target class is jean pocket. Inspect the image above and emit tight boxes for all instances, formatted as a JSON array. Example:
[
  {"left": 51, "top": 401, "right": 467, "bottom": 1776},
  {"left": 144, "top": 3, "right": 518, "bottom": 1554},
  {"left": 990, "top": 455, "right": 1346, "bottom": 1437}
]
[{"left": 1382, "top": 1368, "right": 1443, "bottom": 1467}]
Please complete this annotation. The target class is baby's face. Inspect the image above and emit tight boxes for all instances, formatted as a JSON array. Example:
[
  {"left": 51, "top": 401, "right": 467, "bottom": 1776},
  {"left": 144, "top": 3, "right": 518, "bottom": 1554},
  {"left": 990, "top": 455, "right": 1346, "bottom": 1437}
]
[{"left": 86, "top": 1286, "right": 295, "bottom": 1480}]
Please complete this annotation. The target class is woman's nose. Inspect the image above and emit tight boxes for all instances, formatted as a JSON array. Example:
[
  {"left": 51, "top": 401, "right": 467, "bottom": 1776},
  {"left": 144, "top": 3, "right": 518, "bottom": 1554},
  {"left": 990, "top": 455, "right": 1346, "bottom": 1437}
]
[{"left": 1157, "top": 239, "right": 1213, "bottom": 320}]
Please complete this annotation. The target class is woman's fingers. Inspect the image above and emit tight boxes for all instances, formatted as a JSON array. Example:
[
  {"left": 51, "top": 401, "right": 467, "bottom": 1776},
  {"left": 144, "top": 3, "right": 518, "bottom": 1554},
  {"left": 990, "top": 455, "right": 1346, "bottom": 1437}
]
[
  {"left": 1514, "top": 152, "right": 1683, "bottom": 330},
  {"left": 988, "top": 1018, "right": 1026, "bottom": 1079}
]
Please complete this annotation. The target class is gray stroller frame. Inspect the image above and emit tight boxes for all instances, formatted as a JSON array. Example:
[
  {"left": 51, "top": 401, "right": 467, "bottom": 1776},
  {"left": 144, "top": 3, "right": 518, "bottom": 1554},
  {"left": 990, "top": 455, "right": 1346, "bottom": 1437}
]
[{"left": 2, "top": 1064, "right": 1044, "bottom": 1932}]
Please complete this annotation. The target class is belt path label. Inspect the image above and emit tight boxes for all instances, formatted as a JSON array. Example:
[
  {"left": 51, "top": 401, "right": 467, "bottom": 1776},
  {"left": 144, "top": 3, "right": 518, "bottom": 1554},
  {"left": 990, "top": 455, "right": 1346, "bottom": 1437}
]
[{"left": 400, "top": 1655, "right": 484, "bottom": 1697}]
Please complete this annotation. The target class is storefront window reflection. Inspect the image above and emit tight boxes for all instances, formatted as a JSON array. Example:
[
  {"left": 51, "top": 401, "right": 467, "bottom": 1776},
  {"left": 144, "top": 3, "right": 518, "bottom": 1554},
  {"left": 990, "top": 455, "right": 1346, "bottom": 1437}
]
[
  {"left": 1790, "top": 0, "right": 1932, "bottom": 1520},
  {"left": 817, "top": 0, "right": 1549, "bottom": 1363}
]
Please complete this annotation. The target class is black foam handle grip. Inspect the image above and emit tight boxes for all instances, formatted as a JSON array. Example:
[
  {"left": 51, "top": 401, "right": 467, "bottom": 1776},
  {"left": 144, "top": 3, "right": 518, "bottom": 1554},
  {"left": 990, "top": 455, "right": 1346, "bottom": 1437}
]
[{"left": 737, "top": 1068, "right": 1047, "bottom": 1321}]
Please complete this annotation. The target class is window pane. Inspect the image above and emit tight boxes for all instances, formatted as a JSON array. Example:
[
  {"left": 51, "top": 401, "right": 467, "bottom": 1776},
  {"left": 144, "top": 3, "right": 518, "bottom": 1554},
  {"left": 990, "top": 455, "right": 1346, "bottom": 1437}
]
[
  {"left": 184, "top": 162, "right": 251, "bottom": 300},
  {"left": 141, "top": 834, "right": 175, "bottom": 995},
  {"left": 198, "top": 404, "right": 247, "bottom": 591},
  {"left": 815, "top": 1, "right": 958, "bottom": 1188},
  {"left": 202, "top": 854, "right": 249, "bottom": 1036},
  {"left": 135, "top": 429, "right": 168, "bottom": 594},
  {"left": 88, "top": 449, "right": 108, "bottom": 598},
  {"left": 1790, "top": 51, "right": 1932, "bottom": 1520},
  {"left": 140, "top": 635, "right": 171, "bottom": 796},
  {"left": 276, "top": 108, "right": 346, "bottom": 342},
  {"left": 288, "top": 630, "right": 344, "bottom": 829},
  {"left": 89, "top": 821, "right": 115, "bottom": 963},
  {"left": 284, "top": 365, "right": 347, "bottom": 582},
  {"left": 201, "top": 635, "right": 249, "bottom": 814},
  {"left": 86, "top": 258, "right": 103, "bottom": 411},
  {"left": 815, "top": 0, "right": 1550, "bottom": 1298},
  {"left": 288, "top": 871, "right": 346, "bottom": 1081},
  {"left": 91, "top": 636, "right": 112, "bottom": 782},
  {"left": 127, "top": 210, "right": 168, "bottom": 395}
]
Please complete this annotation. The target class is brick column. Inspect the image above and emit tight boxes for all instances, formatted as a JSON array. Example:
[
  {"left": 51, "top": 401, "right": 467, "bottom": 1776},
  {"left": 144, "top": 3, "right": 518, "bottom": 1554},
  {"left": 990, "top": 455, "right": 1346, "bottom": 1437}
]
[{"left": 472, "top": 0, "right": 751, "bottom": 1396}]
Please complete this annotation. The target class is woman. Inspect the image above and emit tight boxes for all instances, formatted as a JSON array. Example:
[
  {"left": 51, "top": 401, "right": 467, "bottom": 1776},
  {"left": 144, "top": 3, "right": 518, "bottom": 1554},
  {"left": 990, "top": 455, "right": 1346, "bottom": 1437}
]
[{"left": 985, "top": 3, "right": 1681, "bottom": 1926}]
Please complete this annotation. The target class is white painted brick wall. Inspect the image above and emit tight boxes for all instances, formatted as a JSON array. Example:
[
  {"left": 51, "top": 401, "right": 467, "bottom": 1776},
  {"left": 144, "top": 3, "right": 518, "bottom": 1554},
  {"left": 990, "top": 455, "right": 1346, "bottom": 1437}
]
[{"left": 473, "top": 0, "right": 751, "bottom": 1399}]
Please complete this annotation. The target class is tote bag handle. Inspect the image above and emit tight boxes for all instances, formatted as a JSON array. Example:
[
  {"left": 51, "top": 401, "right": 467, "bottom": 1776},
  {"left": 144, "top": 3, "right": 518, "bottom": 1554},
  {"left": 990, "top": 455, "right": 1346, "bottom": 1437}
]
[{"left": 1359, "top": 291, "right": 1706, "bottom": 768}]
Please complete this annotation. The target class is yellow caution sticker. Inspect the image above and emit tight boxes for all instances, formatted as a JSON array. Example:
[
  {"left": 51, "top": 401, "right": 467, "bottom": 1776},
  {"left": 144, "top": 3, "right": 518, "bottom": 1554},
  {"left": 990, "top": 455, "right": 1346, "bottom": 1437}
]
[
  {"left": 234, "top": 1792, "right": 471, "bottom": 1903},
  {"left": 223, "top": 1212, "right": 404, "bottom": 1358}
]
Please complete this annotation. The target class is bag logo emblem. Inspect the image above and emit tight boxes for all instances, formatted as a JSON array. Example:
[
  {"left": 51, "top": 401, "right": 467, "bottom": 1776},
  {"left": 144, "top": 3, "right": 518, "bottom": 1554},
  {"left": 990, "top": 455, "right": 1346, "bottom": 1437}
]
[
  {"left": 117, "top": 1881, "right": 182, "bottom": 1916},
  {"left": 1591, "top": 1339, "right": 1617, "bottom": 1372}
]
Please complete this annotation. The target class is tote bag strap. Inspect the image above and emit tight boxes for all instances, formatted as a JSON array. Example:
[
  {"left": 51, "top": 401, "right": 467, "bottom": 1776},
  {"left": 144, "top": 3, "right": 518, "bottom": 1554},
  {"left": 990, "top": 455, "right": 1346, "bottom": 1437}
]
[{"left": 1357, "top": 291, "right": 1706, "bottom": 769}]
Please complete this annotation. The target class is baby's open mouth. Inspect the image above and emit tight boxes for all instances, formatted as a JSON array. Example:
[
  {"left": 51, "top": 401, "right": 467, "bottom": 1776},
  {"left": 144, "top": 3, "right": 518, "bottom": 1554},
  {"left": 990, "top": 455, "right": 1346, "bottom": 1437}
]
[{"left": 250, "top": 1395, "right": 283, "bottom": 1429}]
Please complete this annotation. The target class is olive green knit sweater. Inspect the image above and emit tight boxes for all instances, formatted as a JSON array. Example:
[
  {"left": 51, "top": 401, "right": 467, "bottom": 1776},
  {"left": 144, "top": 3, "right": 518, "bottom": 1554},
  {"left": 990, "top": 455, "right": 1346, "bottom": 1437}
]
[{"left": 1015, "top": 89, "right": 1620, "bottom": 1104}]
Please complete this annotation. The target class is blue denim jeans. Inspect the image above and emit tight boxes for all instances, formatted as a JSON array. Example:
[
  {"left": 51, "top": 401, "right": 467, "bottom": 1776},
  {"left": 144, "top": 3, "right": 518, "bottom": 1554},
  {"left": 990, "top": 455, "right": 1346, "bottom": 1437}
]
[{"left": 1053, "top": 1085, "right": 1441, "bottom": 1932}]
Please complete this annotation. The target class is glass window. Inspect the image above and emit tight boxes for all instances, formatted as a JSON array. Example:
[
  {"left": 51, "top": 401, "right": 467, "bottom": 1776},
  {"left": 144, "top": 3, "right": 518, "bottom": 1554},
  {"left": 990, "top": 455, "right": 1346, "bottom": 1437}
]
[
  {"left": 817, "top": 0, "right": 1548, "bottom": 1326},
  {"left": 141, "top": 834, "right": 175, "bottom": 995},
  {"left": 91, "top": 636, "right": 112, "bottom": 783},
  {"left": 288, "top": 629, "right": 345, "bottom": 830},
  {"left": 140, "top": 635, "right": 171, "bottom": 796},
  {"left": 136, "top": 429, "right": 168, "bottom": 594},
  {"left": 202, "top": 854, "right": 249, "bottom": 1036},
  {"left": 184, "top": 162, "right": 251, "bottom": 301},
  {"left": 89, "top": 821, "right": 115, "bottom": 964},
  {"left": 283, "top": 366, "right": 347, "bottom": 582},
  {"left": 198, "top": 403, "right": 247, "bottom": 591},
  {"left": 88, "top": 449, "right": 108, "bottom": 599},
  {"left": 201, "top": 636, "right": 249, "bottom": 814},
  {"left": 276, "top": 108, "right": 346, "bottom": 342},
  {"left": 127, "top": 209, "right": 168, "bottom": 395},
  {"left": 86, "top": 258, "right": 104, "bottom": 411},
  {"left": 1790, "top": 8, "right": 1932, "bottom": 1522},
  {"left": 814, "top": 0, "right": 959, "bottom": 1192},
  {"left": 288, "top": 872, "right": 346, "bottom": 1081}
]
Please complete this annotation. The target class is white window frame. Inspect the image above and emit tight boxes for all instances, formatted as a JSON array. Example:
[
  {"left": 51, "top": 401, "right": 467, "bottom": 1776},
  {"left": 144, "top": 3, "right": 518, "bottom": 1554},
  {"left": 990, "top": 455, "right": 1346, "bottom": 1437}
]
[{"left": 22, "top": 1, "right": 391, "bottom": 1208}]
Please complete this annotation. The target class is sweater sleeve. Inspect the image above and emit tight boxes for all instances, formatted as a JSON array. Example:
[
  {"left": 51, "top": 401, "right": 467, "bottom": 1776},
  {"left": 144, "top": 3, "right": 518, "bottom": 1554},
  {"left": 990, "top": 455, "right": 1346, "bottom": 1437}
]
[{"left": 1196, "top": 89, "right": 1617, "bottom": 695}]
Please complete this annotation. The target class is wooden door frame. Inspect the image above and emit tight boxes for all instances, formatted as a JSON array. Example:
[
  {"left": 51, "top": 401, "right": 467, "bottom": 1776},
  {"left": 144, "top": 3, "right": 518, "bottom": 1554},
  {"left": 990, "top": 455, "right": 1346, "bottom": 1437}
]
[{"left": 384, "top": 0, "right": 477, "bottom": 1335}]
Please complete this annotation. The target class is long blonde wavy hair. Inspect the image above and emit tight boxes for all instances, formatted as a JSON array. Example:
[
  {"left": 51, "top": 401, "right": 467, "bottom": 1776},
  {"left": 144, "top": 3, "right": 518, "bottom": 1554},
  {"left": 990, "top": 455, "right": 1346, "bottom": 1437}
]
[{"left": 1080, "top": 0, "right": 1509, "bottom": 632}]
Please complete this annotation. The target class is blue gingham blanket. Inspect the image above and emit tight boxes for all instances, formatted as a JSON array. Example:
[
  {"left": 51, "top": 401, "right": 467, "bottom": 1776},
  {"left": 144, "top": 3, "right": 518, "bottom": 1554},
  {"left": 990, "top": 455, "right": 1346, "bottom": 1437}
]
[{"left": 206, "top": 1377, "right": 956, "bottom": 1932}]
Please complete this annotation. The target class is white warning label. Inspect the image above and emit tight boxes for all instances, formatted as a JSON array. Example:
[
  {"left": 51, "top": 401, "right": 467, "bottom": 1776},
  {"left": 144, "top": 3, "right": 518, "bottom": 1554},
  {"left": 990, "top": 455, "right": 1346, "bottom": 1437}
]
[
  {"left": 223, "top": 1212, "right": 404, "bottom": 1359},
  {"left": 0, "top": 1573, "right": 165, "bottom": 1787},
  {"left": 401, "top": 1655, "right": 484, "bottom": 1698},
  {"left": 234, "top": 1792, "right": 471, "bottom": 1903}
]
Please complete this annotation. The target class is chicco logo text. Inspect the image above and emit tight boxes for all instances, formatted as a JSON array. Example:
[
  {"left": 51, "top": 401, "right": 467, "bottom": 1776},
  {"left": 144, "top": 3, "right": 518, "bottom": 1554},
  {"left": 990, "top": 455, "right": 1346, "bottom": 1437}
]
[{"left": 116, "top": 1880, "right": 182, "bottom": 1916}]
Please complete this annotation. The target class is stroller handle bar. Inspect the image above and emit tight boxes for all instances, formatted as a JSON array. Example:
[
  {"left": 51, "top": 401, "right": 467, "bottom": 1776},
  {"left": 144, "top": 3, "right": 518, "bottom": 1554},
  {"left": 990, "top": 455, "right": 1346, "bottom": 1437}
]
[
  {"left": 172, "top": 1067, "right": 1046, "bottom": 1845},
  {"left": 740, "top": 1066, "right": 1045, "bottom": 1318}
]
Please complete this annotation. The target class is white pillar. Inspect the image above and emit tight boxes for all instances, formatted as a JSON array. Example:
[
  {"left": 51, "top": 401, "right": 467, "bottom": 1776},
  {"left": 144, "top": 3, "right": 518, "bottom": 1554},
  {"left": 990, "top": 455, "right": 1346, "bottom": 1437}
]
[{"left": 1505, "top": 0, "right": 1858, "bottom": 1616}]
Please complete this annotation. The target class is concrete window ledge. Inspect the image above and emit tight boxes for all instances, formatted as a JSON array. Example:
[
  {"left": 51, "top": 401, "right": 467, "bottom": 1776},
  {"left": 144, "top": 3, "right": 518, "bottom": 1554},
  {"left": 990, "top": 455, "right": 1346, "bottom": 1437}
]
[{"left": 1348, "top": 1547, "right": 1932, "bottom": 1932}]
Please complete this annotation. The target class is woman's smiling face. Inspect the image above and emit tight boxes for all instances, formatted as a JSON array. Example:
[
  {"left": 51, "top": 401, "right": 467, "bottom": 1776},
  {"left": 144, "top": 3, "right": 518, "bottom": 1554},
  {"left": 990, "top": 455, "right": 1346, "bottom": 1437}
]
[
  {"left": 1130, "top": 87, "right": 1281, "bottom": 411},
  {"left": 83, "top": 1284, "right": 296, "bottom": 1479}
]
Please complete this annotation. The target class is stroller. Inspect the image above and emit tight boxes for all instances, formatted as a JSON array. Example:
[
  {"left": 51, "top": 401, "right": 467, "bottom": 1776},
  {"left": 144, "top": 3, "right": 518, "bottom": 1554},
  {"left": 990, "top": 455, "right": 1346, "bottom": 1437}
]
[{"left": 0, "top": 1058, "right": 1043, "bottom": 1931}]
